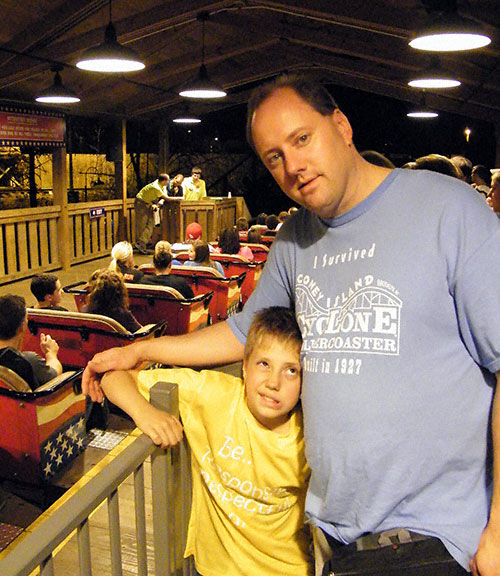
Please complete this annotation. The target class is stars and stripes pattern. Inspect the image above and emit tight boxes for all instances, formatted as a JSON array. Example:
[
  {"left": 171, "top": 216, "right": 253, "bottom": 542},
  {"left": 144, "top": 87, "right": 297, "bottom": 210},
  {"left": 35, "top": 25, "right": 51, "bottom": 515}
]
[{"left": 40, "top": 414, "right": 86, "bottom": 480}]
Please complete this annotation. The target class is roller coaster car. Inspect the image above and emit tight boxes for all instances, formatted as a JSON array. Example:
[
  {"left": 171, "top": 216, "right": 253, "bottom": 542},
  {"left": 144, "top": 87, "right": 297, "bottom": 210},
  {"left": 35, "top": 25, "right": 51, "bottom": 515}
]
[
  {"left": 23, "top": 306, "right": 167, "bottom": 370},
  {"left": 0, "top": 366, "right": 85, "bottom": 485}
]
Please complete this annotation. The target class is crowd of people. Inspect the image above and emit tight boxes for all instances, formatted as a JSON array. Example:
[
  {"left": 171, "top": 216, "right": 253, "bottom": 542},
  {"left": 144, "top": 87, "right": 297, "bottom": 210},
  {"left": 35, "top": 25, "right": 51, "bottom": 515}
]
[{"left": 2, "top": 73, "right": 500, "bottom": 576}]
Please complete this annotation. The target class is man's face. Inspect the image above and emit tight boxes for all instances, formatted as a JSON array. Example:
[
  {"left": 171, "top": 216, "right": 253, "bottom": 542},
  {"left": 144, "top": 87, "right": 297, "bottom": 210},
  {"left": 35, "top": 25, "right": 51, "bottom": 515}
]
[
  {"left": 192, "top": 170, "right": 201, "bottom": 182},
  {"left": 49, "top": 280, "right": 63, "bottom": 306},
  {"left": 173, "top": 174, "right": 184, "bottom": 187},
  {"left": 251, "top": 87, "right": 355, "bottom": 219},
  {"left": 243, "top": 335, "right": 301, "bottom": 433},
  {"left": 489, "top": 174, "right": 500, "bottom": 212}
]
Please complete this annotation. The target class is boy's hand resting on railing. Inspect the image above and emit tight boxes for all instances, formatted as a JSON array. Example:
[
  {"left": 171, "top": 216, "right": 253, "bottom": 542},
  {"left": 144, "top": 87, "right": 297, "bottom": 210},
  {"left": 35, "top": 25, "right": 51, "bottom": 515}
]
[{"left": 133, "top": 403, "right": 184, "bottom": 449}]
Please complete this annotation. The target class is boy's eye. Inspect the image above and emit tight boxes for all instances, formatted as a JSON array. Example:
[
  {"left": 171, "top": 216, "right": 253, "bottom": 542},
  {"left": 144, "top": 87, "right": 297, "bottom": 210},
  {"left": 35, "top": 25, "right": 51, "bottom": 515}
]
[{"left": 298, "top": 134, "right": 309, "bottom": 144}]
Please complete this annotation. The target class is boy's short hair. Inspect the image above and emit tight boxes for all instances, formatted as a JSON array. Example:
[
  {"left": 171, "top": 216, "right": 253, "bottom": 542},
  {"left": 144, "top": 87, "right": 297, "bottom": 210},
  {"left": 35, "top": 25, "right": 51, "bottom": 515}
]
[
  {"left": 244, "top": 307, "right": 301, "bottom": 361},
  {"left": 0, "top": 294, "right": 26, "bottom": 339},
  {"left": 30, "top": 273, "right": 58, "bottom": 302}
]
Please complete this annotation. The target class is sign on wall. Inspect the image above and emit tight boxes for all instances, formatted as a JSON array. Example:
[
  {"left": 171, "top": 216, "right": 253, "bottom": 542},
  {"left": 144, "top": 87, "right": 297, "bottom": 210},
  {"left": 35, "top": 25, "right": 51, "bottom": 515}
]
[{"left": 0, "top": 107, "right": 65, "bottom": 147}]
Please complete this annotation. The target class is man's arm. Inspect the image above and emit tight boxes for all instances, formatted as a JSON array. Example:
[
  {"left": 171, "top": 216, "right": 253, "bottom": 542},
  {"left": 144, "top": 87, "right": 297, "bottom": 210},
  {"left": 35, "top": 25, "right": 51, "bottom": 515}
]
[
  {"left": 82, "top": 321, "right": 244, "bottom": 402},
  {"left": 470, "top": 371, "right": 500, "bottom": 576},
  {"left": 40, "top": 333, "right": 63, "bottom": 375},
  {"left": 101, "top": 370, "right": 183, "bottom": 449}
]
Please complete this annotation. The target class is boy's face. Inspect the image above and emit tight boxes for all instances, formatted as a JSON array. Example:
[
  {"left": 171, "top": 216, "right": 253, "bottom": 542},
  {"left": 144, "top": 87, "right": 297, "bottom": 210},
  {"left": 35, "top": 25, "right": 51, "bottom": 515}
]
[
  {"left": 243, "top": 335, "right": 301, "bottom": 433},
  {"left": 49, "top": 280, "right": 62, "bottom": 305}
]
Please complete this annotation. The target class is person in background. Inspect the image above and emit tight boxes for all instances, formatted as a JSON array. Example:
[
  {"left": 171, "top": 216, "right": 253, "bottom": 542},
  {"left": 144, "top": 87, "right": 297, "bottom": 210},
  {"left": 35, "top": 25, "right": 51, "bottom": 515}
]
[
  {"left": 360, "top": 149, "right": 396, "bottom": 169},
  {"left": 450, "top": 155, "right": 473, "bottom": 183},
  {"left": 183, "top": 167, "right": 207, "bottom": 201},
  {"left": 265, "top": 214, "right": 280, "bottom": 231},
  {"left": 236, "top": 216, "right": 249, "bottom": 232},
  {"left": 83, "top": 270, "right": 141, "bottom": 333},
  {"left": 135, "top": 173, "right": 170, "bottom": 254},
  {"left": 471, "top": 165, "right": 491, "bottom": 196},
  {"left": 413, "top": 153, "right": 463, "bottom": 179},
  {"left": 171, "top": 221, "right": 204, "bottom": 253},
  {"left": 141, "top": 242, "right": 194, "bottom": 299},
  {"left": 91, "top": 307, "right": 312, "bottom": 576},
  {"left": 188, "top": 240, "right": 225, "bottom": 276},
  {"left": 167, "top": 174, "right": 184, "bottom": 197},
  {"left": 109, "top": 241, "right": 144, "bottom": 283},
  {"left": 30, "top": 273, "right": 67, "bottom": 311},
  {"left": 0, "top": 294, "right": 62, "bottom": 390},
  {"left": 216, "top": 227, "right": 254, "bottom": 261},
  {"left": 487, "top": 170, "right": 500, "bottom": 215},
  {"left": 276, "top": 210, "right": 290, "bottom": 229},
  {"left": 246, "top": 226, "right": 262, "bottom": 245}
]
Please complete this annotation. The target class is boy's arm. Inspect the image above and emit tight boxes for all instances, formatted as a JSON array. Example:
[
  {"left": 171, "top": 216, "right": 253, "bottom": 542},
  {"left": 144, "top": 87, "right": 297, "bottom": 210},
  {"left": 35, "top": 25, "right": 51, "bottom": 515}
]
[
  {"left": 83, "top": 321, "right": 244, "bottom": 402},
  {"left": 470, "top": 371, "right": 500, "bottom": 576},
  {"left": 101, "top": 370, "right": 183, "bottom": 449}
]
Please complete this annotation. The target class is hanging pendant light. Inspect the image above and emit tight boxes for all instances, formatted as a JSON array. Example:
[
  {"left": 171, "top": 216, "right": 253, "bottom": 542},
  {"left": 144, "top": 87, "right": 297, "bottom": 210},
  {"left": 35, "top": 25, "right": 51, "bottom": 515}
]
[
  {"left": 76, "top": 1, "right": 145, "bottom": 72},
  {"left": 408, "top": 57, "right": 461, "bottom": 89},
  {"left": 409, "top": 5, "right": 491, "bottom": 52},
  {"left": 36, "top": 66, "right": 80, "bottom": 104},
  {"left": 179, "top": 13, "right": 226, "bottom": 99},
  {"left": 407, "top": 92, "right": 439, "bottom": 118},
  {"left": 172, "top": 106, "right": 201, "bottom": 124}
]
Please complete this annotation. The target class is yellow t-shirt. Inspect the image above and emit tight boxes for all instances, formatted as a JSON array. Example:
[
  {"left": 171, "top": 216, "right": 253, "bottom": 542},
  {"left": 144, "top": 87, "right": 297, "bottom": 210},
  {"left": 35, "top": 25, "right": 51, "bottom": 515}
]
[
  {"left": 138, "top": 368, "right": 312, "bottom": 576},
  {"left": 183, "top": 177, "right": 207, "bottom": 201}
]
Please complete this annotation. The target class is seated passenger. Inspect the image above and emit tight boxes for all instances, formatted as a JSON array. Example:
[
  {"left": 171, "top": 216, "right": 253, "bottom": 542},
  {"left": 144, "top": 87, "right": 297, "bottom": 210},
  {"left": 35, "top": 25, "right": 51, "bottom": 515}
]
[
  {"left": 247, "top": 226, "right": 262, "bottom": 245},
  {"left": 109, "top": 241, "right": 144, "bottom": 283},
  {"left": 0, "top": 294, "right": 62, "bottom": 390},
  {"left": 83, "top": 270, "right": 142, "bottom": 333},
  {"left": 236, "top": 216, "right": 249, "bottom": 232},
  {"left": 171, "top": 222, "right": 204, "bottom": 253},
  {"left": 30, "top": 273, "right": 68, "bottom": 311},
  {"left": 141, "top": 243, "right": 194, "bottom": 299},
  {"left": 215, "top": 227, "right": 254, "bottom": 261},
  {"left": 188, "top": 240, "right": 225, "bottom": 277}
]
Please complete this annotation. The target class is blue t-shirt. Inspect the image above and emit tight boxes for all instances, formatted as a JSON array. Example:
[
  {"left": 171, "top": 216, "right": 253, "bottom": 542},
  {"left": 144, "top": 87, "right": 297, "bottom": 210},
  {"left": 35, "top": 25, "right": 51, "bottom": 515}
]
[{"left": 228, "top": 168, "right": 500, "bottom": 569}]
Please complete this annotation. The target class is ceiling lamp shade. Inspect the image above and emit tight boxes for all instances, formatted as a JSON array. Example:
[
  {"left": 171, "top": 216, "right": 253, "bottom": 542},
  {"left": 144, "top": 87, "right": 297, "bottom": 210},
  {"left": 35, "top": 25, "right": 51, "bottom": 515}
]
[
  {"left": 409, "top": 11, "right": 491, "bottom": 52},
  {"left": 407, "top": 109, "right": 439, "bottom": 118},
  {"left": 36, "top": 69, "right": 80, "bottom": 104},
  {"left": 173, "top": 108, "right": 201, "bottom": 124},
  {"left": 76, "top": 22, "right": 145, "bottom": 73},
  {"left": 179, "top": 12, "right": 226, "bottom": 99},
  {"left": 407, "top": 92, "right": 438, "bottom": 118},
  {"left": 179, "top": 64, "right": 226, "bottom": 99},
  {"left": 408, "top": 60, "right": 461, "bottom": 89}
]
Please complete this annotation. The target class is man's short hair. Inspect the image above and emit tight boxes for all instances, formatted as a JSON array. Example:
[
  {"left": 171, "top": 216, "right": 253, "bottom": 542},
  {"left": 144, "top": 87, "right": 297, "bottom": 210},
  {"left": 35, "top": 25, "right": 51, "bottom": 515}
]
[
  {"left": 30, "top": 273, "right": 58, "bottom": 302},
  {"left": 158, "top": 173, "right": 170, "bottom": 183},
  {"left": 0, "top": 295, "right": 26, "bottom": 339},
  {"left": 246, "top": 74, "right": 338, "bottom": 150},
  {"left": 244, "top": 307, "right": 302, "bottom": 362},
  {"left": 191, "top": 166, "right": 202, "bottom": 175},
  {"left": 154, "top": 242, "right": 173, "bottom": 270},
  {"left": 266, "top": 214, "right": 280, "bottom": 230}
]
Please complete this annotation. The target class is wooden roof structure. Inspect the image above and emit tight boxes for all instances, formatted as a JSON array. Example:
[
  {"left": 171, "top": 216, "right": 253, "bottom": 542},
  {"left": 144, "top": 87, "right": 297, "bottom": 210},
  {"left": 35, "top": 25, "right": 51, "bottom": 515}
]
[{"left": 0, "top": 0, "right": 499, "bottom": 125}]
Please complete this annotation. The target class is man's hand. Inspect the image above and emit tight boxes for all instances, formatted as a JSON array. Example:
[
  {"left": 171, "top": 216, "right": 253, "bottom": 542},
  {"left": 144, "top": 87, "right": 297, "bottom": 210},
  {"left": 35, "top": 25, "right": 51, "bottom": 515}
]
[
  {"left": 470, "top": 524, "right": 500, "bottom": 576},
  {"left": 82, "top": 345, "right": 142, "bottom": 401},
  {"left": 134, "top": 404, "right": 183, "bottom": 449},
  {"left": 40, "top": 333, "right": 59, "bottom": 356}
]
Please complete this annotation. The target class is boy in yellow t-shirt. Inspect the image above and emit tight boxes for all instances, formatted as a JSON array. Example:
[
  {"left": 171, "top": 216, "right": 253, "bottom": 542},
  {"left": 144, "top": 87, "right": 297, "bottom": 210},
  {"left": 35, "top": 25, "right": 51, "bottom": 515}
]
[{"left": 99, "top": 307, "right": 312, "bottom": 576}]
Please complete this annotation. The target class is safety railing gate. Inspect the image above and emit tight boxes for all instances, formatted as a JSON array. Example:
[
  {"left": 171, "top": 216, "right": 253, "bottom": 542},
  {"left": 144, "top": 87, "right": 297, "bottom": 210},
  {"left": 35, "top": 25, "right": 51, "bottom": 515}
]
[{"left": 0, "top": 381, "right": 193, "bottom": 576}]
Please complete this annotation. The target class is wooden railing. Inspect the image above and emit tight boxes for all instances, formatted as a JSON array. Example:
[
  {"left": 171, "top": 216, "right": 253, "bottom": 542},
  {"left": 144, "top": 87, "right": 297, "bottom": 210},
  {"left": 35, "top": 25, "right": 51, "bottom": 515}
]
[{"left": 0, "top": 199, "right": 136, "bottom": 285}]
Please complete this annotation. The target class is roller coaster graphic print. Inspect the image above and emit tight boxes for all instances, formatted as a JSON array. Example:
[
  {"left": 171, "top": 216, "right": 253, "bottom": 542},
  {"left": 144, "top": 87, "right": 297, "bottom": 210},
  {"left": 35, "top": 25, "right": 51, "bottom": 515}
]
[{"left": 296, "top": 278, "right": 402, "bottom": 356}]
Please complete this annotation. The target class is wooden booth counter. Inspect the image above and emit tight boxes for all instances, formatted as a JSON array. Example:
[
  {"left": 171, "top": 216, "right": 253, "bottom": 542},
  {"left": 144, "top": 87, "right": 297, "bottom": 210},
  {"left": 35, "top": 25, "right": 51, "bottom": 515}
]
[{"left": 160, "top": 197, "right": 237, "bottom": 243}]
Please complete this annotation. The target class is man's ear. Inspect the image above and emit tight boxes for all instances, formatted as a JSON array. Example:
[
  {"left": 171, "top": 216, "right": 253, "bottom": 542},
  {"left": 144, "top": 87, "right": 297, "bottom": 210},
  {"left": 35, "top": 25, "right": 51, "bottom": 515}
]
[{"left": 332, "top": 108, "right": 353, "bottom": 146}]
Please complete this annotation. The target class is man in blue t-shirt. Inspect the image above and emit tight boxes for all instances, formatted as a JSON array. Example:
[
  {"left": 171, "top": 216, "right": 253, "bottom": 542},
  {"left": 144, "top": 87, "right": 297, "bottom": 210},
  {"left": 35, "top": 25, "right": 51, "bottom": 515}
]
[{"left": 83, "top": 75, "right": 500, "bottom": 576}]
